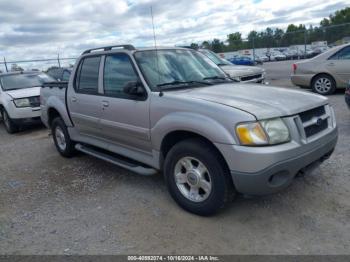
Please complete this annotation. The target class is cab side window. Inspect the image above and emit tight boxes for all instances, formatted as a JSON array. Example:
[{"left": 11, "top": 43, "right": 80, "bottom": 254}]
[
  {"left": 103, "top": 53, "right": 139, "bottom": 98},
  {"left": 76, "top": 56, "right": 101, "bottom": 94}
]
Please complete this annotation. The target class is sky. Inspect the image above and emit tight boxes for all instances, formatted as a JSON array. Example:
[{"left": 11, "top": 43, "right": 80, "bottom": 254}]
[{"left": 0, "top": 0, "right": 349, "bottom": 69}]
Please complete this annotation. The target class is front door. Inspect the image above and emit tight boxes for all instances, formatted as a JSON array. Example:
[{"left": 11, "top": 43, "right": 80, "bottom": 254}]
[{"left": 99, "top": 53, "right": 151, "bottom": 153}]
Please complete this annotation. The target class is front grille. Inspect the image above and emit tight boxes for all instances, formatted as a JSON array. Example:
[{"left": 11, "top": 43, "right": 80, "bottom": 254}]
[
  {"left": 299, "top": 106, "right": 325, "bottom": 122},
  {"left": 298, "top": 106, "right": 329, "bottom": 138},
  {"left": 29, "top": 96, "right": 40, "bottom": 107},
  {"left": 240, "top": 74, "right": 262, "bottom": 82},
  {"left": 304, "top": 119, "right": 328, "bottom": 137}
]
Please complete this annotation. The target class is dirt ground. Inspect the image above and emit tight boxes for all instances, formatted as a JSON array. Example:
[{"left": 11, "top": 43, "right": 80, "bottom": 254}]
[{"left": 0, "top": 63, "right": 349, "bottom": 254}]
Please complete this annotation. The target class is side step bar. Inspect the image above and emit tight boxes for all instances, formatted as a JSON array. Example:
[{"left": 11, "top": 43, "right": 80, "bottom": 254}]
[{"left": 75, "top": 144, "right": 157, "bottom": 176}]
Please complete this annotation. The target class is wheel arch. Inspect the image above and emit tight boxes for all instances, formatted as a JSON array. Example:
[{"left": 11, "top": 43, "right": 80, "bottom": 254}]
[
  {"left": 311, "top": 73, "right": 337, "bottom": 88},
  {"left": 159, "top": 130, "right": 231, "bottom": 179},
  {"left": 47, "top": 107, "right": 62, "bottom": 127}
]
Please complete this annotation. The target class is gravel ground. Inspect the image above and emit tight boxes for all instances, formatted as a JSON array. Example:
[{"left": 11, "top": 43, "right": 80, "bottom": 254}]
[{"left": 0, "top": 63, "right": 349, "bottom": 255}]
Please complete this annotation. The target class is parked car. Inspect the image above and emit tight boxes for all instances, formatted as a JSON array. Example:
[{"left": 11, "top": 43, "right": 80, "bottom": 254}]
[
  {"left": 345, "top": 81, "right": 350, "bottom": 109},
  {"left": 282, "top": 50, "right": 299, "bottom": 60},
  {"left": 41, "top": 45, "right": 338, "bottom": 216},
  {"left": 254, "top": 54, "right": 268, "bottom": 63},
  {"left": 198, "top": 49, "right": 265, "bottom": 83},
  {"left": 228, "top": 56, "right": 256, "bottom": 66},
  {"left": 270, "top": 52, "right": 286, "bottom": 61},
  {"left": 46, "top": 67, "right": 72, "bottom": 81},
  {"left": 291, "top": 43, "right": 350, "bottom": 95},
  {"left": 0, "top": 71, "right": 54, "bottom": 133}
]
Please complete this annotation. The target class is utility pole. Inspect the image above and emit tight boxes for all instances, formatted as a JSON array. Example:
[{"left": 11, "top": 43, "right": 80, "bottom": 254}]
[
  {"left": 3, "top": 57, "right": 8, "bottom": 72},
  {"left": 57, "top": 54, "right": 61, "bottom": 68},
  {"left": 252, "top": 36, "right": 256, "bottom": 62},
  {"left": 304, "top": 30, "right": 307, "bottom": 59}
]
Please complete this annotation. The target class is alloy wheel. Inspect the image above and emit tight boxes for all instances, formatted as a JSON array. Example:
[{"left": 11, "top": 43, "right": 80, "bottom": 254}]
[{"left": 174, "top": 157, "right": 212, "bottom": 203}]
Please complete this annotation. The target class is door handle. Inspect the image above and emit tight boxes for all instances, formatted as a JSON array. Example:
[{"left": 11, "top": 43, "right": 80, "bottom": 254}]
[
  {"left": 328, "top": 63, "right": 335, "bottom": 66},
  {"left": 71, "top": 97, "right": 77, "bottom": 102},
  {"left": 102, "top": 101, "right": 109, "bottom": 107}
]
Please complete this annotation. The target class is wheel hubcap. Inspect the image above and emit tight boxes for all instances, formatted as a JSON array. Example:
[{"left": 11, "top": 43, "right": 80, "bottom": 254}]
[
  {"left": 315, "top": 78, "right": 332, "bottom": 93},
  {"left": 174, "top": 157, "right": 212, "bottom": 203},
  {"left": 55, "top": 126, "right": 66, "bottom": 151}
]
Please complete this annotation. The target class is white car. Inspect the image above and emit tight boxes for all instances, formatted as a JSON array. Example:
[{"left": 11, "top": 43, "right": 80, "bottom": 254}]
[
  {"left": 269, "top": 52, "right": 287, "bottom": 61},
  {"left": 0, "top": 71, "right": 54, "bottom": 133}
]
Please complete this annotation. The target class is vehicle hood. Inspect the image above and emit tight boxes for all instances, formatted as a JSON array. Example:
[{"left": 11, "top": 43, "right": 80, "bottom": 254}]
[
  {"left": 220, "top": 65, "right": 263, "bottom": 77},
  {"left": 171, "top": 84, "right": 328, "bottom": 119},
  {"left": 5, "top": 87, "right": 41, "bottom": 99}
]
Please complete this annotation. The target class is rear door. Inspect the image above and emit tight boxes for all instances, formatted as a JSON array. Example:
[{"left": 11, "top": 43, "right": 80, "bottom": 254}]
[
  {"left": 327, "top": 46, "right": 350, "bottom": 87},
  {"left": 99, "top": 53, "right": 151, "bottom": 153},
  {"left": 67, "top": 55, "right": 104, "bottom": 138}
]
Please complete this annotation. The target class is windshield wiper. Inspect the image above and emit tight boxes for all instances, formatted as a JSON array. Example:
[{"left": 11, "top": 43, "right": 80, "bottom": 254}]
[
  {"left": 203, "top": 76, "right": 228, "bottom": 81},
  {"left": 157, "top": 80, "right": 213, "bottom": 88}
]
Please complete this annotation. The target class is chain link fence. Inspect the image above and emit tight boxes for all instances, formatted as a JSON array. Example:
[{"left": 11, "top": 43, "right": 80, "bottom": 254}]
[
  {"left": 205, "top": 23, "right": 350, "bottom": 62},
  {"left": 0, "top": 55, "right": 77, "bottom": 73}
]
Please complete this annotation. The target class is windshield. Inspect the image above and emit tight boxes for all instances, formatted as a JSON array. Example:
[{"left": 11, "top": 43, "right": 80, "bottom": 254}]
[
  {"left": 199, "top": 49, "right": 232, "bottom": 66},
  {"left": 0, "top": 73, "right": 55, "bottom": 91},
  {"left": 134, "top": 49, "right": 228, "bottom": 91}
]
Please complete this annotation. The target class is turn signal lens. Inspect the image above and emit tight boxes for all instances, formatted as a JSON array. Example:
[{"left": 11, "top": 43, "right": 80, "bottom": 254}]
[{"left": 236, "top": 122, "right": 268, "bottom": 146}]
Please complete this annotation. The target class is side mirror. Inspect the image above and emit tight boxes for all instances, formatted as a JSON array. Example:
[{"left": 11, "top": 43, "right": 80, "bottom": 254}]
[{"left": 123, "top": 81, "right": 145, "bottom": 97}]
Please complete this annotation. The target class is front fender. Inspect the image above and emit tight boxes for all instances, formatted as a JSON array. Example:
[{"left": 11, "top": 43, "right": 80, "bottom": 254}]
[{"left": 151, "top": 112, "right": 236, "bottom": 150}]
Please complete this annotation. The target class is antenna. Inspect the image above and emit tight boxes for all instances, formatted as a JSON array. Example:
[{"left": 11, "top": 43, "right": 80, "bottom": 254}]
[{"left": 150, "top": 6, "right": 163, "bottom": 97}]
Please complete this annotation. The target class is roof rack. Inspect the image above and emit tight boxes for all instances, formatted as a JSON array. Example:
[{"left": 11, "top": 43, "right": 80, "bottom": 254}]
[{"left": 82, "top": 45, "right": 136, "bottom": 55}]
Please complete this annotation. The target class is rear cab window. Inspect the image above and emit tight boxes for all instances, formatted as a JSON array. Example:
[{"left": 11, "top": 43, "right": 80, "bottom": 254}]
[{"left": 75, "top": 56, "right": 101, "bottom": 94}]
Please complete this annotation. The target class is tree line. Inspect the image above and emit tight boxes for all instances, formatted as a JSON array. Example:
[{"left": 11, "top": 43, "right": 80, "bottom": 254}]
[{"left": 190, "top": 7, "right": 350, "bottom": 53}]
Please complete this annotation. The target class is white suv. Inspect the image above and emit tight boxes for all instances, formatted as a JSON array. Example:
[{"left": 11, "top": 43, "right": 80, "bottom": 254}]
[{"left": 0, "top": 71, "right": 54, "bottom": 133}]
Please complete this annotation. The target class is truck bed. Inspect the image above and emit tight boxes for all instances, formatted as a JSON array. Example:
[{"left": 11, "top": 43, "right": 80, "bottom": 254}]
[{"left": 40, "top": 81, "right": 71, "bottom": 128}]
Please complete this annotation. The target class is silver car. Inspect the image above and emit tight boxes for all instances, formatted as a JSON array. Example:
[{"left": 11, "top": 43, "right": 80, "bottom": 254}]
[
  {"left": 41, "top": 45, "right": 337, "bottom": 216},
  {"left": 291, "top": 43, "right": 350, "bottom": 95},
  {"left": 198, "top": 49, "right": 265, "bottom": 83}
]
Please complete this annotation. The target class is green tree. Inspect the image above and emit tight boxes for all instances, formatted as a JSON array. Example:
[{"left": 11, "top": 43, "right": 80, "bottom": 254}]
[
  {"left": 227, "top": 32, "right": 243, "bottom": 50},
  {"left": 211, "top": 39, "right": 224, "bottom": 52},
  {"left": 190, "top": 43, "right": 199, "bottom": 50}
]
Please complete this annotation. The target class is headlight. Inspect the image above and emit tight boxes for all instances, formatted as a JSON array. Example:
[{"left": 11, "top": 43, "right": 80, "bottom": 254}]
[
  {"left": 236, "top": 118, "right": 290, "bottom": 146},
  {"left": 13, "top": 98, "right": 31, "bottom": 108},
  {"left": 228, "top": 75, "right": 240, "bottom": 82},
  {"left": 260, "top": 118, "right": 290, "bottom": 144}
]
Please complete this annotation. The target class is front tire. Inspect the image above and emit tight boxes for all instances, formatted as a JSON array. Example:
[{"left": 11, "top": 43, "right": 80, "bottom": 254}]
[
  {"left": 312, "top": 74, "right": 336, "bottom": 95},
  {"left": 51, "top": 117, "right": 76, "bottom": 157},
  {"left": 1, "top": 109, "right": 18, "bottom": 134},
  {"left": 164, "top": 138, "right": 235, "bottom": 216}
]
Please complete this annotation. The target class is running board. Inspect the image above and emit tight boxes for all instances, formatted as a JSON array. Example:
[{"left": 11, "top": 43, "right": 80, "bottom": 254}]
[{"left": 75, "top": 144, "right": 157, "bottom": 176}]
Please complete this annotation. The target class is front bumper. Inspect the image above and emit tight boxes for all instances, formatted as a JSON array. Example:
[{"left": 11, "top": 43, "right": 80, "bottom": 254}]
[
  {"left": 6, "top": 101, "right": 41, "bottom": 119},
  {"left": 12, "top": 117, "right": 42, "bottom": 125},
  {"left": 216, "top": 127, "right": 338, "bottom": 195}
]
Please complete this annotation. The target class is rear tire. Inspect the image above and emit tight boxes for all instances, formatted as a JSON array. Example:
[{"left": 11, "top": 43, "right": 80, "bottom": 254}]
[
  {"left": 164, "top": 138, "right": 235, "bottom": 216},
  {"left": 51, "top": 117, "right": 76, "bottom": 157},
  {"left": 312, "top": 74, "right": 336, "bottom": 95},
  {"left": 1, "top": 109, "right": 19, "bottom": 134}
]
